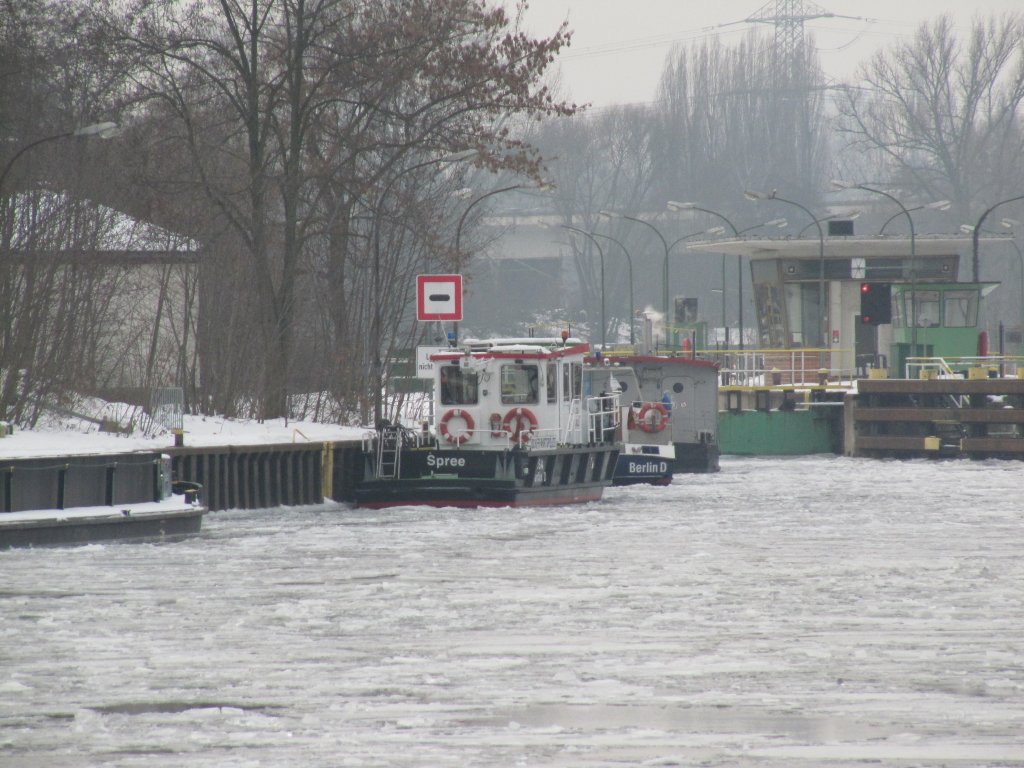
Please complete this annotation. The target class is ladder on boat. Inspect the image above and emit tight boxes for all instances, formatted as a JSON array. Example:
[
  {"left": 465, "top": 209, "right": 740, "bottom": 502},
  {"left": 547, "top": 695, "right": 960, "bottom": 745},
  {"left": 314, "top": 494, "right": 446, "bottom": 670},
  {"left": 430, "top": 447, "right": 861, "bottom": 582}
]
[{"left": 376, "top": 425, "right": 402, "bottom": 479}]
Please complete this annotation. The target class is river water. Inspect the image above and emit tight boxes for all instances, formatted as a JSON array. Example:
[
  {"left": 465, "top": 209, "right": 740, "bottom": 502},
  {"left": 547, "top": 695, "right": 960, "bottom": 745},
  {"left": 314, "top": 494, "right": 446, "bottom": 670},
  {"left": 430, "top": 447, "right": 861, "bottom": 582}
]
[{"left": 2, "top": 455, "right": 1023, "bottom": 767}]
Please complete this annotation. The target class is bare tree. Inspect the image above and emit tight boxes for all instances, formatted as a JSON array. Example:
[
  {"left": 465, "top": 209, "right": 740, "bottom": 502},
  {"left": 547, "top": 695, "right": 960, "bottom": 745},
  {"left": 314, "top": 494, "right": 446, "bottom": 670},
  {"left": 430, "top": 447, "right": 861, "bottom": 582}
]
[
  {"left": 652, "top": 32, "right": 829, "bottom": 211},
  {"left": 101, "top": 0, "right": 574, "bottom": 421},
  {"left": 837, "top": 13, "right": 1024, "bottom": 220},
  {"left": 537, "top": 107, "right": 657, "bottom": 341}
]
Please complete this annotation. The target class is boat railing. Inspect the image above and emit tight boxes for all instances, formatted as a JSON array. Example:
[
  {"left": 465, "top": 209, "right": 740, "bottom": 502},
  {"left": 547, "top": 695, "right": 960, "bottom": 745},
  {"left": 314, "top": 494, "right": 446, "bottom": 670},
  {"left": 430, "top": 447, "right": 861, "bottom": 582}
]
[{"left": 585, "top": 393, "right": 620, "bottom": 445}]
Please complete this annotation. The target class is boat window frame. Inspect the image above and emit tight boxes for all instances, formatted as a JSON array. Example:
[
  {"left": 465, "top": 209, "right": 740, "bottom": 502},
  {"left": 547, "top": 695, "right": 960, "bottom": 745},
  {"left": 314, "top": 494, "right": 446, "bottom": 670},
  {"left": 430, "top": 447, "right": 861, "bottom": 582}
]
[
  {"left": 500, "top": 363, "right": 540, "bottom": 405},
  {"left": 563, "top": 361, "right": 582, "bottom": 402},
  {"left": 439, "top": 364, "right": 479, "bottom": 406}
]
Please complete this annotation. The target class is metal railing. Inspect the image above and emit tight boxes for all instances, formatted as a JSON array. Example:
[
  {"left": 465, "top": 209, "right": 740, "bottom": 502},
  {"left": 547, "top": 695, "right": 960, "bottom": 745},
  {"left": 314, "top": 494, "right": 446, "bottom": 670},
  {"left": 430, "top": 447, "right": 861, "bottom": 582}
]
[
  {"left": 586, "top": 394, "right": 620, "bottom": 444},
  {"left": 907, "top": 356, "right": 1023, "bottom": 379},
  {"left": 706, "top": 348, "right": 859, "bottom": 389}
]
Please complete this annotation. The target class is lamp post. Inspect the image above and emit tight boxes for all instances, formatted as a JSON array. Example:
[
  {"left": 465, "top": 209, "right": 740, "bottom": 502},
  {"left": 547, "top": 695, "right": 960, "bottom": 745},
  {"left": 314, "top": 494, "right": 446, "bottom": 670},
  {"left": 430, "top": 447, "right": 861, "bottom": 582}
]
[
  {"left": 879, "top": 201, "right": 951, "bottom": 234},
  {"left": 1001, "top": 220, "right": 1024, "bottom": 340},
  {"left": 745, "top": 189, "right": 827, "bottom": 353},
  {"left": 600, "top": 210, "right": 671, "bottom": 344},
  {"left": 591, "top": 231, "right": 634, "bottom": 344},
  {"left": 733, "top": 218, "right": 787, "bottom": 349},
  {"left": 668, "top": 202, "right": 737, "bottom": 349},
  {"left": 451, "top": 183, "right": 522, "bottom": 345},
  {"left": 454, "top": 184, "right": 523, "bottom": 259},
  {"left": 970, "top": 194, "right": 1024, "bottom": 282},
  {"left": 370, "top": 149, "right": 477, "bottom": 426},
  {"left": 963, "top": 219, "right": 1024, "bottom": 340},
  {"left": 831, "top": 180, "right": 950, "bottom": 357},
  {"left": 664, "top": 225, "right": 726, "bottom": 346},
  {"left": 0, "top": 122, "right": 120, "bottom": 194},
  {"left": 556, "top": 224, "right": 606, "bottom": 348},
  {"left": 666, "top": 202, "right": 783, "bottom": 349}
]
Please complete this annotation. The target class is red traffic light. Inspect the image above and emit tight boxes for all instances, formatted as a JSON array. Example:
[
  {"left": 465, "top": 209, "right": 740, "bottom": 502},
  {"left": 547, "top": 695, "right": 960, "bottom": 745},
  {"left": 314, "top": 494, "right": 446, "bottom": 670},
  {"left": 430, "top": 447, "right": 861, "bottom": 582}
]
[{"left": 859, "top": 283, "right": 891, "bottom": 325}]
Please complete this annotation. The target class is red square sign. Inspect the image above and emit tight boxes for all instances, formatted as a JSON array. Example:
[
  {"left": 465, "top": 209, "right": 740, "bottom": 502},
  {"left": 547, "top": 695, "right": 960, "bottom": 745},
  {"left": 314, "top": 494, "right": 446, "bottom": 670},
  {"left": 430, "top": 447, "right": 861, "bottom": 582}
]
[{"left": 416, "top": 274, "right": 463, "bottom": 321}]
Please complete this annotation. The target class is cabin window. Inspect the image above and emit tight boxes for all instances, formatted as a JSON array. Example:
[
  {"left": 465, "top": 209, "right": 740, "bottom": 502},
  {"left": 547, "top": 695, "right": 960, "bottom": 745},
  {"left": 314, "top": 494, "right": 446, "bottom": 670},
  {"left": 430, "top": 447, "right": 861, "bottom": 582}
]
[
  {"left": 911, "top": 290, "right": 940, "bottom": 328},
  {"left": 439, "top": 365, "right": 478, "bottom": 405},
  {"left": 501, "top": 364, "right": 539, "bottom": 405},
  {"left": 563, "top": 362, "right": 582, "bottom": 402},
  {"left": 943, "top": 290, "right": 977, "bottom": 327},
  {"left": 546, "top": 362, "right": 558, "bottom": 403}
]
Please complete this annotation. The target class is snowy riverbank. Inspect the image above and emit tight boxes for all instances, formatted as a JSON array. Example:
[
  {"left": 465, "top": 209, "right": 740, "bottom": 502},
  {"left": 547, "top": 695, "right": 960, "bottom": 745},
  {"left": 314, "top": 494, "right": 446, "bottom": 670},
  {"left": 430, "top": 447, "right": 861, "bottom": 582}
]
[{"left": 0, "top": 414, "right": 368, "bottom": 459}]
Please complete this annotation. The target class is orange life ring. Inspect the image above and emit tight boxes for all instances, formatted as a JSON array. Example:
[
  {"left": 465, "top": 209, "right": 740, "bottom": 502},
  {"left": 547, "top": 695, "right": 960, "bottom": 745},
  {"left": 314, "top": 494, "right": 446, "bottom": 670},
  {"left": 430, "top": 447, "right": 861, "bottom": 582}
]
[
  {"left": 502, "top": 407, "right": 538, "bottom": 443},
  {"left": 438, "top": 409, "right": 474, "bottom": 445},
  {"left": 636, "top": 402, "right": 669, "bottom": 433}
]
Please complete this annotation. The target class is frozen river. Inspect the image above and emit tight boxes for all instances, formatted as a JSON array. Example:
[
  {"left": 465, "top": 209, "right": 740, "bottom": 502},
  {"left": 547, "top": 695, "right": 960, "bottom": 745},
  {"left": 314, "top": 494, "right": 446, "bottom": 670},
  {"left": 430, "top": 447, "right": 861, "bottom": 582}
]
[{"left": 2, "top": 455, "right": 1023, "bottom": 767}]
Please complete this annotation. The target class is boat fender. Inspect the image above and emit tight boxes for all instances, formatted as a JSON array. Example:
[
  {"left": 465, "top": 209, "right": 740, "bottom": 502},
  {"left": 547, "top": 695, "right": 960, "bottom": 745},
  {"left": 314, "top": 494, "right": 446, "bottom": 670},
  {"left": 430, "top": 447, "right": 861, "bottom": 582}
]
[
  {"left": 503, "top": 407, "right": 538, "bottom": 444},
  {"left": 489, "top": 412, "right": 504, "bottom": 437},
  {"left": 636, "top": 402, "right": 669, "bottom": 433},
  {"left": 439, "top": 409, "right": 474, "bottom": 445}
]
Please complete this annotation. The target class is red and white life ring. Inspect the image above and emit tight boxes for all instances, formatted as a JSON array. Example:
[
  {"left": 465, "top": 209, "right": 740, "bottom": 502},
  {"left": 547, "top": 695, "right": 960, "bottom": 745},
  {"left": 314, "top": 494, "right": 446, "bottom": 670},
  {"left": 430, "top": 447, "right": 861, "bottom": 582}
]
[
  {"left": 438, "top": 409, "right": 474, "bottom": 445},
  {"left": 636, "top": 402, "right": 669, "bottom": 433},
  {"left": 502, "top": 407, "right": 538, "bottom": 443}
]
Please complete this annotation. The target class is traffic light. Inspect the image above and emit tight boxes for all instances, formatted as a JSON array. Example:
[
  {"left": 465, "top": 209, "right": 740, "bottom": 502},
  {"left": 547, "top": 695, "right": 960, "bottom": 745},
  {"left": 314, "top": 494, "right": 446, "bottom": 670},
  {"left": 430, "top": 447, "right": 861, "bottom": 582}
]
[{"left": 859, "top": 282, "right": 891, "bottom": 325}]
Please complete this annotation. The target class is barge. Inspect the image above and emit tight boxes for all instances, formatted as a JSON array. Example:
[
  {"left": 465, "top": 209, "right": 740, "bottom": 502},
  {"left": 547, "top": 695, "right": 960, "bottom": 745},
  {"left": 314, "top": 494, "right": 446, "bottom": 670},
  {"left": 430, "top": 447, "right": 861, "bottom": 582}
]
[{"left": 353, "top": 336, "right": 620, "bottom": 508}]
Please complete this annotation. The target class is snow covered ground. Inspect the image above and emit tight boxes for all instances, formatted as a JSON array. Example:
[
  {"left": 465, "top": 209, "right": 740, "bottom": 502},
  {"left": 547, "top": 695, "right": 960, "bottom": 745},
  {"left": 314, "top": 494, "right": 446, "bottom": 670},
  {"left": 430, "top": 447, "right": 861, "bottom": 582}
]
[
  {"left": 0, "top": 414, "right": 367, "bottom": 459},
  {"left": 2, "top": 455, "right": 1023, "bottom": 766}
]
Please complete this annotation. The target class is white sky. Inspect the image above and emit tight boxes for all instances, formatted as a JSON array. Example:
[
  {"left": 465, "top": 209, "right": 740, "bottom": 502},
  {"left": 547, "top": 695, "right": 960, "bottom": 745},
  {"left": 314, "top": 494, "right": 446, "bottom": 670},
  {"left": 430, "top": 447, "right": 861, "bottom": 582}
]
[{"left": 509, "top": 0, "right": 1024, "bottom": 109}]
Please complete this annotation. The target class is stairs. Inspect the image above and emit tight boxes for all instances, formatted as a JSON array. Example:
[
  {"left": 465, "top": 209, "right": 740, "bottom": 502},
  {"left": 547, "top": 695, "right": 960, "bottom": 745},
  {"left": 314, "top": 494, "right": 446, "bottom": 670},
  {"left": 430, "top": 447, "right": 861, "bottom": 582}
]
[{"left": 376, "top": 425, "right": 402, "bottom": 479}]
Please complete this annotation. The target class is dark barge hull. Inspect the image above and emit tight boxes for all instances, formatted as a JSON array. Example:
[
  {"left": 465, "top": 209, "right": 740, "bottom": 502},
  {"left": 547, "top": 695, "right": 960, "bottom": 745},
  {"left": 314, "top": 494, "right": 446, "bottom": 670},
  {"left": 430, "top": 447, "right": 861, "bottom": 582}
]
[
  {"left": 353, "top": 444, "right": 619, "bottom": 509},
  {"left": 0, "top": 504, "right": 205, "bottom": 549}
]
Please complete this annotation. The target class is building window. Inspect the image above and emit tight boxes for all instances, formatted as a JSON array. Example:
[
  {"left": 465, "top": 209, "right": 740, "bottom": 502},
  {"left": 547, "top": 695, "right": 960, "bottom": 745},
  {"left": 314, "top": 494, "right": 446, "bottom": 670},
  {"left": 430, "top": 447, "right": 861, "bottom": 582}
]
[
  {"left": 912, "top": 291, "right": 940, "bottom": 328},
  {"left": 943, "top": 290, "right": 977, "bottom": 328}
]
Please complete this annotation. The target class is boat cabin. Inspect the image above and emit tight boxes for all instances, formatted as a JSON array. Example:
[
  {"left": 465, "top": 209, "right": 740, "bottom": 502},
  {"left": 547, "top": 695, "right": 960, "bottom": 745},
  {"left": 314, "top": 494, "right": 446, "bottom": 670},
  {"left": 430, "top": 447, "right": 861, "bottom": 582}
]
[{"left": 429, "top": 337, "right": 616, "bottom": 449}]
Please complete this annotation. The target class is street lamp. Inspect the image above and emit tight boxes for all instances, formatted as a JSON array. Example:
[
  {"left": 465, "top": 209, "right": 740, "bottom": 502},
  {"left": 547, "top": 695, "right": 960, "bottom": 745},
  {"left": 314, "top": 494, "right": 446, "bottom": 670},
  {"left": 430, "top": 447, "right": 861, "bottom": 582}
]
[
  {"left": 663, "top": 227, "right": 729, "bottom": 253},
  {"left": 962, "top": 219, "right": 1024, "bottom": 340},
  {"left": 454, "top": 184, "right": 523, "bottom": 259},
  {"left": 831, "top": 180, "right": 951, "bottom": 355},
  {"left": 969, "top": 194, "right": 1024, "bottom": 282},
  {"left": 994, "top": 220, "right": 1024, "bottom": 341},
  {"left": 590, "top": 231, "right": 635, "bottom": 344},
  {"left": 554, "top": 224, "right": 607, "bottom": 348},
  {"left": 732, "top": 218, "right": 787, "bottom": 349},
  {"left": 370, "top": 149, "right": 477, "bottom": 425},
  {"left": 667, "top": 201, "right": 753, "bottom": 349},
  {"left": 668, "top": 202, "right": 738, "bottom": 349},
  {"left": 879, "top": 201, "right": 951, "bottom": 234},
  {"left": 744, "top": 189, "right": 827, "bottom": 353},
  {"left": 0, "top": 122, "right": 120, "bottom": 194},
  {"left": 667, "top": 207, "right": 788, "bottom": 349},
  {"left": 600, "top": 210, "right": 671, "bottom": 344},
  {"left": 451, "top": 183, "right": 523, "bottom": 345}
]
